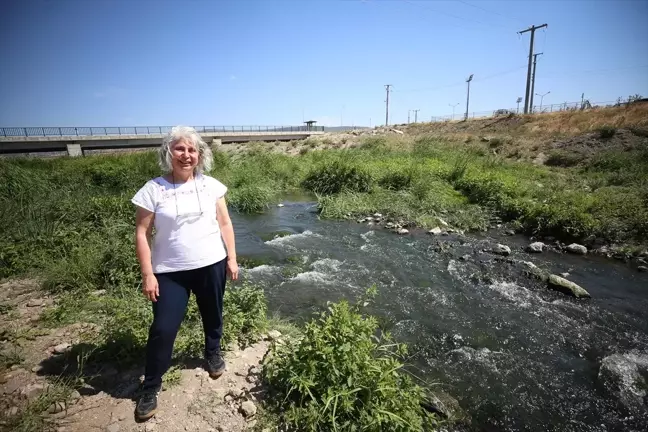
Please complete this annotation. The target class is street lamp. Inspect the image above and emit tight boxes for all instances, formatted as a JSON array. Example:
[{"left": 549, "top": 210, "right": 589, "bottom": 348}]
[
  {"left": 464, "top": 74, "right": 473, "bottom": 121},
  {"left": 535, "top": 91, "right": 550, "bottom": 112},
  {"left": 449, "top": 103, "right": 459, "bottom": 120},
  {"left": 516, "top": 97, "right": 523, "bottom": 114}
]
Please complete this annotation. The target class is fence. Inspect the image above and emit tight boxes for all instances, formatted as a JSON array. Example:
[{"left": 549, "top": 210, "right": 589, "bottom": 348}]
[
  {"left": 429, "top": 99, "right": 626, "bottom": 123},
  {"left": 0, "top": 125, "right": 325, "bottom": 137}
]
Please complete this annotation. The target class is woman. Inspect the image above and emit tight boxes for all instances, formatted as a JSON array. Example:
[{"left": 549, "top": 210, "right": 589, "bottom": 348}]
[{"left": 130, "top": 126, "right": 238, "bottom": 421}]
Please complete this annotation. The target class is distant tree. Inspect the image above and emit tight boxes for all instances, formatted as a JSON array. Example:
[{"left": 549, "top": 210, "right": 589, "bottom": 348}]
[{"left": 628, "top": 94, "right": 643, "bottom": 103}]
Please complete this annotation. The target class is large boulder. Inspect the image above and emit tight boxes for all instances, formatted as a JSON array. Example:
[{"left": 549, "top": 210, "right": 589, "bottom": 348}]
[
  {"left": 598, "top": 353, "right": 648, "bottom": 417},
  {"left": 492, "top": 244, "right": 511, "bottom": 256},
  {"left": 526, "top": 242, "right": 545, "bottom": 253},
  {"left": 566, "top": 243, "right": 588, "bottom": 255},
  {"left": 547, "top": 275, "right": 591, "bottom": 298}
]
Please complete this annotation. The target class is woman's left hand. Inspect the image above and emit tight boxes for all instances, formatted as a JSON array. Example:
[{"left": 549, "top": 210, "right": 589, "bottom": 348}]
[{"left": 227, "top": 258, "right": 239, "bottom": 281}]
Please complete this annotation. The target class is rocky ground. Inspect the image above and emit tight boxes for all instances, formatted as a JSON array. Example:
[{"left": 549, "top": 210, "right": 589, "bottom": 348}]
[{"left": 0, "top": 280, "right": 274, "bottom": 432}]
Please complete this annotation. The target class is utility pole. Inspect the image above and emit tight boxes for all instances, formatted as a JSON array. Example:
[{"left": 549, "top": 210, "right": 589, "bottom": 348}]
[
  {"left": 529, "top": 52, "right": 543, "bottom": 113},
  {"left": 516, "top": 97, "right": 523, "bottom": 113},
  {"left": 464, "top": 74, "right": 473, "bottom": 121},
  {"left": 535, "top": 91, "right": 550, "bottom": 112},
  {"left": 449, "top": 103, "right": 459, "bottom": 120},
  {"left": 413, "top": 109, "right": 420, "bottom": 123},
  {"left": 407, "top": 110, "right": 411, "bottom": 124},
  {"left": 519, "top": 24, "right": 547, "bottom": 114},
  {"left": 384, "top": 85, "right": 392, "bottom": 126}
]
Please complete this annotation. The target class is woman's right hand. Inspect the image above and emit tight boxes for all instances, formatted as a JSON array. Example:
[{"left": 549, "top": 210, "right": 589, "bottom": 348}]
[{"left": 142, "top": 274, "right": 159, "bottom": 302}]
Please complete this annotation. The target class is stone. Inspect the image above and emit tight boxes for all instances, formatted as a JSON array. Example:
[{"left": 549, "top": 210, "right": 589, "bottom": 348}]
[
  {"left": 247, "top": 420, "right": 257, "bottom": 428},
  {"left": 598, "top": 353, "right": 648, "bottom": 417},
  {"left": 47, "top": 401, "right": 66, "bottom": 414},
  {"left": 397, "top": 228, "right": 409, "bottom": 235},
  {"left": 421, "top": 391, "right": 470, "bottom": 423},
  {"left": 373, "top": 213, "right": 382, "bottom": 218},
  {"left": 224, "top": 394, "right": 233, "bottom": 402},
  {"left": 267, "top": 330, "right": 282, "bottom": 340},
  {"left": 277, "top": 203, "right": 285, "bottom": 207},
  {"left": 560, "top": 272, "right": 570, "bottom": 278},
  {"left": 504, "top": 229, "right": 516, "bottom": 236},
  {"left": 638, "top": 266, "right": 647, "bottom": 273},
  {"left": 53, "top": 343, "right": 71, "bottom": 354},
  {"left": 240, "top": 400, "right": 257, "bottom": 418},
  {"left": 106, "top": 425, "right": 121, "bottom": 432},
  {"left": 70, "top": 390, "right": 81, "bottom": 401},
  {"left": 526, "top": 242, "right": 545, "bottom": 253},
  {"left": 7, "top": 406, "right": 19, "bottom": 416},
  {"left": 90, "top": 289, "right": 106, "bottom": 296},
  {"left": 437, "top": 218, "right": 449, "bottom": 227},
  {"left": 427, "top": 227, "right": 443, "bottom": 235},
  {"left": 27, "top": 298, "right": 45, "bottom": 307},
  {"left": 637, "top": 258, "right": 647, "bottom": 265},
  {"left": 21, "top": 383, "right": 46, "bottom": 400},
  {"left": 145, "top": 423, "right": 157, "bottom": 432},
  {"left": 32, "top": 365, "right": 43, "bottom": 373},
  {"left": 246, "top": 375, "right": 257, "bottom": 384},
  {"left": 547, "top": 275, "right": 591, "bottom": 298},
  {"left": 566, "top": 243, "right": 587, "bottom": 255},
  {"left": 492, "top": 244, "right": 511, "bottom": 256}
]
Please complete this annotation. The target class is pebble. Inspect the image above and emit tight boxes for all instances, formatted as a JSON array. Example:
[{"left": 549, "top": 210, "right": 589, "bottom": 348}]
[
  {"left": 53, "top": 343, "right": 72, "bottom": 354},
  {"left": 27, "top": 298, "right": 45, "bottom": 307},
  {"left": 638, "top": 266, "right": 647, "bottom": 273},
  {"left": 145, "top": 423, "right": 156, "bottom": 432},
  {"left": 437, "top": 218, "right": 449, "bottom": 227},
  {"left": 240, "top": 400, "right": 257, "bottom": 417},
  {"left": 47, "top": 401, "right": 66, "bottom": 414},
  {"left": 277, "top": 203, "right": 285, "bottom": 207},
  {"left": 397, "top": 228, "right": 409, "bottom": 235},
  {"left": 561, "top": 272, "right": 570, "bottom": 278},
  {"left": 247, "top": 420, "right": 257, "bottom": 428},
  {"left": 7, "top": 406, "right": 19, "bottom": 416},
  {"left": 31, "top": 365, "right": 43, "bottom": 373},
  {"left": 427, "top": 227, "right": 443, "bottom": 235}
]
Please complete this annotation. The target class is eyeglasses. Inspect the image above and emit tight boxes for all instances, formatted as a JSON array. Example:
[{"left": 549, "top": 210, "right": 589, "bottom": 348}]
[{"left": 172, "top": 173, "right": 204, "bottom": 221}]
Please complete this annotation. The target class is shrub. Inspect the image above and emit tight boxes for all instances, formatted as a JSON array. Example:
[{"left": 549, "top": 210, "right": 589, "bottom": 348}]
[
  {"left": 360, "top": 136, "right": 388, "bottom": 152},
  {"left": 597, "top": 125, "right": 616, "bottom": 139},
  {"left": 263, "top": 288, "right": 439, "bottom": 431},
  {"left": 302, "top": 161, "right": 372, "bottom": 195},
  {"left": 378, "top": 171, "right": 412, "bottom": 191},
  {"left": 545, "top": 150, "right": 584, "bottom": 167},
  {"left": 228, "top": 184, "right": 274, "bottom": 213}
]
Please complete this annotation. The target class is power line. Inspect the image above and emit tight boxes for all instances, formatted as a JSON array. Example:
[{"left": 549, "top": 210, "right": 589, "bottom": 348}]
[
  {"left": 399, "top": 0, "right": 509, "bottom": 32},
  {"left": 456, "top": 0, "right": 526, "bottom": 26}
]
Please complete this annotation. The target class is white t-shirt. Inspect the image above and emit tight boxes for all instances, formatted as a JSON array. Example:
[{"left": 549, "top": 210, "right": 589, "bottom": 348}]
[{"left": 131, "top": 174, "right": 229, "bottom": 274}]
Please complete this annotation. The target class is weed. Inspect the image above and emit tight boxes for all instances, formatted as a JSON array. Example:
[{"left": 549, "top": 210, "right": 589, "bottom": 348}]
[
  {"left": 302, "top": 161, "right": 372, "bottom": 195},
  {"left": 545, "top": 150, "right": 584, "bottom": 167},
  {"left": 262, "top": 287, "right": 440, "bottom": 431},
  {"left": 163, "top": 365, "right": 183, "bottom": 387},
  {"left": 597, "top": 125, "right": 616, "bottom": 139}
]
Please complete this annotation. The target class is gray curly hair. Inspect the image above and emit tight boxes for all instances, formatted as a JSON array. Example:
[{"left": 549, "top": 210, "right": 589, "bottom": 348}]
[{"left": 158, "top": 125, "right": 213, "bottom": 174}]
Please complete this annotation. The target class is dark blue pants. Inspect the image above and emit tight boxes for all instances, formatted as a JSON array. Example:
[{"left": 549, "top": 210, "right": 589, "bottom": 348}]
[{"left": 142, "top": 259, "right": 227, "bottom": 391}]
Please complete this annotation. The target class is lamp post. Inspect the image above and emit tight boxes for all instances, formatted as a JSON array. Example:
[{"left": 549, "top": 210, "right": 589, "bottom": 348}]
[
  {"left": 516, "top": 97, "right": 523, "bottom": 114},
  {"left": 535, "top": 91, "right": 550, "bottom": 112},
  {"left": 449, "top": 103, "right": 459, "bottom": 120},
  {"left": 464, "top": 74, "right": 473, "bottom": 121}
]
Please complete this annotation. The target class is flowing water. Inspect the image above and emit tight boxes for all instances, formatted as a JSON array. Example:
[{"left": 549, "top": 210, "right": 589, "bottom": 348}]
[{"left": 231, "top": 199, "right": 648, "bottom": 432}]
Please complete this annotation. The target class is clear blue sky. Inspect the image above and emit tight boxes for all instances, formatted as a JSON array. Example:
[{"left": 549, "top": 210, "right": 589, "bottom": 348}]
[{"left": 1, "top": 0, "right": 646, "bottom": 127}]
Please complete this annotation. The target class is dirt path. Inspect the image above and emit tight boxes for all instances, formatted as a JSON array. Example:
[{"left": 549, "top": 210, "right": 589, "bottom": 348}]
[{"left": 0, "top": 280, "right": 272, "bottom": 432}]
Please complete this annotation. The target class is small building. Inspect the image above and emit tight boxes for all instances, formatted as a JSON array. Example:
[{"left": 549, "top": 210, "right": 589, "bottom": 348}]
[{"left": 303, "top": 120, "right": 318, "bottom": 131}]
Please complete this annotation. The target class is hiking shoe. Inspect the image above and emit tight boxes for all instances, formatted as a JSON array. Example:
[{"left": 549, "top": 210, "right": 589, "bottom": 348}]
[
  {"left": 135, "top": 388, "right": 159, "bottom": 421},
  {"left": 205, "top": 352, "right": 226, "bottom": 378}
]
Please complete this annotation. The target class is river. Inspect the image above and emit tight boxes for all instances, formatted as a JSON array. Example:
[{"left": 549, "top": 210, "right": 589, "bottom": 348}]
[{"left": 230, "top": 199, "right": 648, "bottom": 432}]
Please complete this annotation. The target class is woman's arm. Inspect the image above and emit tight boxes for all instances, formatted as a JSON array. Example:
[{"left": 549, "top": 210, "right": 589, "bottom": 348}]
[
  {"left": 216, "top": 197, "right": 239, "bottom": 280},
  {"left": 135, "top": 207, "right": 159, "bottom": 301}
]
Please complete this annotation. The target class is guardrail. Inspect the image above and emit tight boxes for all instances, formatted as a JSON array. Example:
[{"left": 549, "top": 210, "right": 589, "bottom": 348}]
[{"left": 0, "top": 125, "right": 326, "bottom": 137}]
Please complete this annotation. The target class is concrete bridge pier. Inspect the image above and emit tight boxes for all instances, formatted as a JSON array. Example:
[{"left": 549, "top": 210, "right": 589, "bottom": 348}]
[{"left": 66, "top": 143, "right": 83, "bottom": 157}]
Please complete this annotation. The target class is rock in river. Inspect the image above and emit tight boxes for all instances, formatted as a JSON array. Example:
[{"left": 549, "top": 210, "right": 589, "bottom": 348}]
[
  {"left": 492, "top": 244, "right": 511, "bottom": 256},
  {"left": 526, "top": 242, "right": 545, "bottom": 253},
  {"left": 547, "top": 275, "right": 591, "bottom": 298},
  {"left": 566, "top": 243, "right": 587, "bottom": 255},
  {"left": 428, "top": 227, "right": 443, "bottom": 235},
  {"left": 397, "top": 228, "right": 409, "bottom": 235},
  {"left": 598, "top": 353, "right": 648, "bottom": 417}
]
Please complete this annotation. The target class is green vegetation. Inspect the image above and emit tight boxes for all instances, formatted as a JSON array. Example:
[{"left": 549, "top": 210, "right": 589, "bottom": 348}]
[{"left": 262, "top": 287, "right": 440, "bottom": 431}]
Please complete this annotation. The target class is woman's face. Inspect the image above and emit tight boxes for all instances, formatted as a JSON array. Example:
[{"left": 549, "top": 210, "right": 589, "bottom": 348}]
[{"left": 170, "top": 138, "right": 199, "bottom": 174}]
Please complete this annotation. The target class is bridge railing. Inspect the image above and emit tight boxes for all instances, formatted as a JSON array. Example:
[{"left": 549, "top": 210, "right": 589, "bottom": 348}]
[{"left": 0, "top": 125, "right": 325, "bottom": 137}]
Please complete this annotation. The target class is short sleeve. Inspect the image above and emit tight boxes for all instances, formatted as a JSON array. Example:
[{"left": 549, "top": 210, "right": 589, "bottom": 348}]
[
  {"left": 208, "top": 177, "right": 228, "bottom": 200},
  {"left": 131, "top": 180, "right": 159, "bottom": 212}
]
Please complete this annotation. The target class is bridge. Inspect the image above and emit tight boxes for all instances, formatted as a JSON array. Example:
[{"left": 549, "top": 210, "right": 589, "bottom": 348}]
[{"left": 0, "top": 125, "right": 325, "bottom": 156}]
